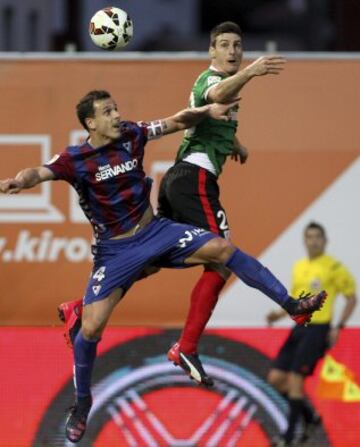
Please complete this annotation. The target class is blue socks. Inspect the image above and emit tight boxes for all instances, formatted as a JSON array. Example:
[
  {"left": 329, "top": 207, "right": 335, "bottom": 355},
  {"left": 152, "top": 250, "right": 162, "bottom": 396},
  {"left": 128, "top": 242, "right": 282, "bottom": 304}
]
[
  {"left": 225, "top": 248, "right": 291, "bottom": 307},
  {"left": 73, "top": 330, "right": 100, "bottom": 399}
]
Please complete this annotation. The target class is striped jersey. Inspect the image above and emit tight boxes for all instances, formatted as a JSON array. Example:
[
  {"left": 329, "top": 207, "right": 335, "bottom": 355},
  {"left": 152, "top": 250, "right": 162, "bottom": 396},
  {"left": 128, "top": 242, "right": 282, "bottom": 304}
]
[
  {"left": 176, "top": 67, "right": 239, "bottom": 176},
  {"left": 45, "top": 121, "right": 156, "bottom": 241}
]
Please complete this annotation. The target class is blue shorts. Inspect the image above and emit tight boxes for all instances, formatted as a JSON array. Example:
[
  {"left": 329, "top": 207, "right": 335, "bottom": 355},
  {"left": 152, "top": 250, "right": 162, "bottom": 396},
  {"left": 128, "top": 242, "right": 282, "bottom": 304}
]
[{"left": 84, "top": 217, "right": 216, "bottom": 304}]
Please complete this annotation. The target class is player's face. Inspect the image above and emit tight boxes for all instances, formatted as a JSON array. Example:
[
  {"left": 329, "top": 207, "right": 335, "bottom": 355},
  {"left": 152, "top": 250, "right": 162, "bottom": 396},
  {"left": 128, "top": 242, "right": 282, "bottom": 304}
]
[
  {"left": 89, "top": 98, "right": 121, "bottom": 142},
  {"left": 210, "top": 33, "right": 243, "bottom": 75},
  {"left": 304, "top": 228, "right": 326, "bottom": 258}
]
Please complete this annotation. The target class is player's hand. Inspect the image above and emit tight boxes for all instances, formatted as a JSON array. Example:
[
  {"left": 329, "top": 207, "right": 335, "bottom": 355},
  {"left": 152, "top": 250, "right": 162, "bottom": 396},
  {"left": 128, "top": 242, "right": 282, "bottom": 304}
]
[
  {"left": 231, "top": 144, "right": 249, "bottom": 164},
  {"left": 246, "top": 56, "right": 286, "bottom": 77},
  {"left": 266, "top": 310, "right": 282, "bottom": 326},
  {"left": 327, "top": 327, "right": 340, "bottom": 348},
  {"left": 208, "top": 99, "right": 240, "bottom": 121},
  {"left": 0, "top": 178, "right": 24, "bottom": 194}
]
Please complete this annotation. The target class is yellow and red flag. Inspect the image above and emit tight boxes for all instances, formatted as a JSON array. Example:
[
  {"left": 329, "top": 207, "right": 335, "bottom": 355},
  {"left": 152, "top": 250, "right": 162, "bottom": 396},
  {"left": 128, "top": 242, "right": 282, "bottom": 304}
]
[{"left": 317, "top": 355, "right": 360, "bottom": 402}]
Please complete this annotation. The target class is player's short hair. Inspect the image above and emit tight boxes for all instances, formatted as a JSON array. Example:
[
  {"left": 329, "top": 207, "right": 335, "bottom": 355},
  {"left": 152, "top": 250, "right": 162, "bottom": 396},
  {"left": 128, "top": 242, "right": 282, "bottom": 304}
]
[
  {"left": 76, "top": 90, "right": 111, "bottom": 130},
  {"left": 210, "top": 22, "right": 242, "bottom": 47},
  {"left": 304, "top": 221, "right": 327, "bottom": 238}
]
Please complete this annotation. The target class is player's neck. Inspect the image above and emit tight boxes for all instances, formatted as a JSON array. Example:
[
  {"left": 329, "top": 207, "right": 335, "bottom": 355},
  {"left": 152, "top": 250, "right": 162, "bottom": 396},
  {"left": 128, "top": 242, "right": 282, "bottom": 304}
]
[
  {"left": 88, "top": 134, "right": 112, "bottom": 148},
  {"left": 210, "top": 62, "right": 233, "bottom": 76},
  {"left": 210, "top": 62, "right": 226, "bottom": 74},
  {"left": 308, "top": 252, "right": 325, "bottom": 260}
]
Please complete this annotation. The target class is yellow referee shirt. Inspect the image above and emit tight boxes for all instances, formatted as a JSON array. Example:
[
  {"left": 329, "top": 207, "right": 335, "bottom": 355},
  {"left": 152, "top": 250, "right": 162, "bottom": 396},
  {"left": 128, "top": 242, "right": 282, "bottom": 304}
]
[{"left": 291, "top": 254, "right": 356, "bottom": 324}]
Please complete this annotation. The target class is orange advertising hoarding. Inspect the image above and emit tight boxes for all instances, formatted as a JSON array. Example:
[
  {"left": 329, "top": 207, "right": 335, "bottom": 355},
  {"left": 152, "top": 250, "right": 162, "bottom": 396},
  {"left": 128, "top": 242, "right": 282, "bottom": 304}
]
[{"left": 0, "top": 57, "right": 359, "bottom": 325}]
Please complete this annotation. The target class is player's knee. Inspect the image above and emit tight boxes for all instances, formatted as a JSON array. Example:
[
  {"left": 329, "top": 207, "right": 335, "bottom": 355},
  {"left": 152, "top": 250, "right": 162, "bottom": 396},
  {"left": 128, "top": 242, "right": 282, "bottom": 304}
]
[
  {"left": 267, "top": 369, "right": 288, "bottom": 392},
  {"left": 186, "top": 238, "right": 234, "bottom": 265},
  {"left": 267, "top": 370, "right": 276, "bottom": 385},
  {"left": 267, "top": 369, "right": 279, "bottom": 386},
  {"left": 81, "top": 319, "right": 103, "bottom": 340},
  {"left": 287, "top": 372, "right": 305, "bottom": 397},
  {"left": 209, "top": 238, "right": 235, "bottom": 264}
]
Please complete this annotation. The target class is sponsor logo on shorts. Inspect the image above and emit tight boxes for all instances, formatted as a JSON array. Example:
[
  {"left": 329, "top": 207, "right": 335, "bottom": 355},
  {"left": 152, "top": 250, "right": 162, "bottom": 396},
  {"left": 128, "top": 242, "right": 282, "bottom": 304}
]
[{"left": 177, "top": 228, "right": 207, "bottom": 248}]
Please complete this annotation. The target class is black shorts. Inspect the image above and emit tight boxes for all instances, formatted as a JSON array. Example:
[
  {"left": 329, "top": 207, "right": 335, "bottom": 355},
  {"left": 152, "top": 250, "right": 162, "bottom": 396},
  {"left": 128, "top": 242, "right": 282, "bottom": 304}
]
[
  {"left": 157, "top": 161, "right": 230, "bottom": 238},
  {"left": 272, "top": 324, "right": 330, "bottom": 376}
]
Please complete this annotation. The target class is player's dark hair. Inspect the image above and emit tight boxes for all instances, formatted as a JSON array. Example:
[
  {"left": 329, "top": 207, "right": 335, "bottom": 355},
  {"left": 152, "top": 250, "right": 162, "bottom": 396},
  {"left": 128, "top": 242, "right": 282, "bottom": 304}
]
[
  {"left": 210, "top": 22, "right": 242, "bottom": 47},
  {"left": 305, "top": 221, "right": 326, "bottom": 238},
  {"left": 76, "top": 90, "right": 111, "bottom": 130}
]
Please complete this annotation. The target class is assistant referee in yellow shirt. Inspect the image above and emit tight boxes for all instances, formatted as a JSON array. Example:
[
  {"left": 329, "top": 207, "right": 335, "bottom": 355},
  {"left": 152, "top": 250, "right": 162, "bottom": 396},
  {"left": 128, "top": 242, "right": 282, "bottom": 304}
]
[{"left": 266, "top": 222, "right": 357, "bottom": 447}]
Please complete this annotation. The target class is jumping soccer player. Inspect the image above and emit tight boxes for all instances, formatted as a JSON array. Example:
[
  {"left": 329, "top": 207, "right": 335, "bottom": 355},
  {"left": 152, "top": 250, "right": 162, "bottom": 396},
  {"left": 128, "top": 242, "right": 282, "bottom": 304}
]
[
  {"left": 159, "top": 21, "right": 287, "bottom": 381},
  {"left": 0, "top": 90, "right": 326, "bottom": 443}
]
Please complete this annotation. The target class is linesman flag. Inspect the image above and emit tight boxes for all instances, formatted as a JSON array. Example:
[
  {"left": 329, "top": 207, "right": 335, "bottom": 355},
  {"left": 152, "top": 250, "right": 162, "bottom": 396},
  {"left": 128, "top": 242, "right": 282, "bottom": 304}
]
[{"left": 317, "top": 355, "right": 360, "bottom": 402}]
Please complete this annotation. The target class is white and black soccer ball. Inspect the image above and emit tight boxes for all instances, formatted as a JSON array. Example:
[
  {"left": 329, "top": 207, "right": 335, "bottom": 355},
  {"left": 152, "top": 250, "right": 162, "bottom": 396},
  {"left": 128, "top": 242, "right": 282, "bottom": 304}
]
[{"left": 89, "top": 7, "right": 133, "bottom": 50}]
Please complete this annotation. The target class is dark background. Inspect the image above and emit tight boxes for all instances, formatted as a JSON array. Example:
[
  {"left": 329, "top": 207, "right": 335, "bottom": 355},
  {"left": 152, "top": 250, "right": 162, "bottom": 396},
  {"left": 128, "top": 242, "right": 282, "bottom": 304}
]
[{"left": 0, "top": 0, "right": 359, "bottom": 52}]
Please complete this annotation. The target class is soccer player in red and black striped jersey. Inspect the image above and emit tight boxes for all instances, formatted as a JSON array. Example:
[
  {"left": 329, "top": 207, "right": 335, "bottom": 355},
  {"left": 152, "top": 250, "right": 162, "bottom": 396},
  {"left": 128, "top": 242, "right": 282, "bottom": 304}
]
[{"left": 0, "top": 90, "right": 326, "bottom": 443}]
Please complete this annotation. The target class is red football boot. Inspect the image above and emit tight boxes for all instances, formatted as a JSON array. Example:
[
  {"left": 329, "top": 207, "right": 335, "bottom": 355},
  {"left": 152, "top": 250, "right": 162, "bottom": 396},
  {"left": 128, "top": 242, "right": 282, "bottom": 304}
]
[
  {"left": 289, "top": 291, "right": 327, "bottom": 326},
  {"left": 167, "top": 342, "right": 214, "bottom": 387},
  {"left": 57, "top": 299, "right": 83, "bottom": 348}
]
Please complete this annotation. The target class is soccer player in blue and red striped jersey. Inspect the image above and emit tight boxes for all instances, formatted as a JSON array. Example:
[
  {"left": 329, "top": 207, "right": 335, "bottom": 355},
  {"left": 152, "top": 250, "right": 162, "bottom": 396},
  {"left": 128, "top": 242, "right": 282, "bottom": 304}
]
[{"left": 0, "top": 90, "right": 327, "bottom": 443}]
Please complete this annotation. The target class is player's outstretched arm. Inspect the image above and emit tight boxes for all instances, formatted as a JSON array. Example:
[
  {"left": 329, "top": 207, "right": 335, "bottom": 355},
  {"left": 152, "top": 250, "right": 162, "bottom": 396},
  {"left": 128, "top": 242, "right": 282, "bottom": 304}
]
[
  {"left": 160, "top": 100, "right": 239, "bottom": 135},
  {"left": 0, "top": 166, "right": 55, "bottom": 194},
  {"left": 209, "top": 56, "right": 286, "bottom": 104},
  {"left": 266, "top": 309, "right": 287, "bottom": 326}
]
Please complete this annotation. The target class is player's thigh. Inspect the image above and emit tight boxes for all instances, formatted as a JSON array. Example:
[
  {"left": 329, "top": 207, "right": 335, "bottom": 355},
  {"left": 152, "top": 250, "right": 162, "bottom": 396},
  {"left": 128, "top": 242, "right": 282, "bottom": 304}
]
[{"left": 84, "top": 237, "right": 158, "bottom": 306}]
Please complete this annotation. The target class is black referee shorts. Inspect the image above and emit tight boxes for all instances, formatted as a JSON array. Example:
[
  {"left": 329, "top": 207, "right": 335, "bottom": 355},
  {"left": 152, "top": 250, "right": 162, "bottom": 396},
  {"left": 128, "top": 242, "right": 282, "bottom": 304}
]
[
  {"left": 157, "top": 161, "right": 230, "bottom": 238},
  {"left": 272, "top": 324, "right": 330, "bottom": 376}
]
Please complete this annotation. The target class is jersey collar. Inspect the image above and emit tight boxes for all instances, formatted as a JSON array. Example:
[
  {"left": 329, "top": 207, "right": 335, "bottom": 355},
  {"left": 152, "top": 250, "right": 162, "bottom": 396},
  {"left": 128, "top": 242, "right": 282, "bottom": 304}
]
[
  {"left": 209, "top": 64, "right": 221, "bottom": 72},
  {"left": 209, "top": 64, "right": 230, "bottom": 78}
]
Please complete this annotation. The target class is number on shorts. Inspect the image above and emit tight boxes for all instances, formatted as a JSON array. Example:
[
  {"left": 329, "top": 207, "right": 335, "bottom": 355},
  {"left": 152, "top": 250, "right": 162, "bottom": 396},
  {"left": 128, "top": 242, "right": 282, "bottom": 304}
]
[
  {"left": 93, "top": 266, "right": 106, "bottom": 282},
  {"left": 217, "top": 210, "right": 229, "bottom": 230}
]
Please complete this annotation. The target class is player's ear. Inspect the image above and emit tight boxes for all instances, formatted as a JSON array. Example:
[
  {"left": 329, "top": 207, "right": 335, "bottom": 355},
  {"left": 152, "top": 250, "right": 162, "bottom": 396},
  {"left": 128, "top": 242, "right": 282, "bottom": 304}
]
[
  {"left": 209, "top": 45, "right": 216, "bottom": 59},
  {"left": 86, "top": 117, "right": 96, "bottom": 131}
]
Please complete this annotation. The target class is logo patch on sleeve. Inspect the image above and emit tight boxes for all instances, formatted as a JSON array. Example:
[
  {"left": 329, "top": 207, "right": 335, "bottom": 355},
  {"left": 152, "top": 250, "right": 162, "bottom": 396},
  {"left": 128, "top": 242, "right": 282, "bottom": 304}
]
[{"left": 207, "top": 76, "right": 222, "bottom": 86}]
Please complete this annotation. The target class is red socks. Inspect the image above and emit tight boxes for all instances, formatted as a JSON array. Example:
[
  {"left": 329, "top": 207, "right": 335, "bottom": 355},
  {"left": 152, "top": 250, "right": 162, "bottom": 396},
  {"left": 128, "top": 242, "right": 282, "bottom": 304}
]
[{"left": 178, "top": 270, "right": 226, "bottom": 354}]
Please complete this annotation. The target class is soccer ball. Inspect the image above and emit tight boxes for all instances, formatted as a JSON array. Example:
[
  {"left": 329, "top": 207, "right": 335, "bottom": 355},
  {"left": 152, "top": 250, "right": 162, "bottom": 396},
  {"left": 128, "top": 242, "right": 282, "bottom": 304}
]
[{"left": 89, "top": 7, "right": 133, "bottom": 50}]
